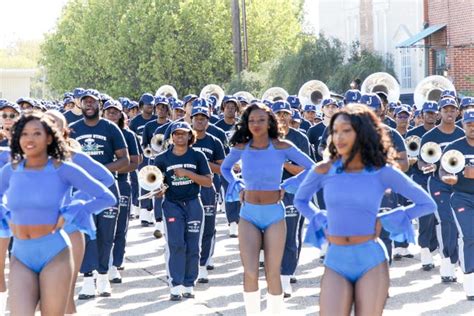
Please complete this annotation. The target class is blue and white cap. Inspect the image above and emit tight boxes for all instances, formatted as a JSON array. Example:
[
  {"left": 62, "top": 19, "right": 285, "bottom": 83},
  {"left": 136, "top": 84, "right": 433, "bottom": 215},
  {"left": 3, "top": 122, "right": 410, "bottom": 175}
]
[
  {"left": 439, "top": 97, "right": 458, "bottom": 109},
  {"left": 463, "top": 110, "right": 474, "bottom": 123},
  {"left": 395, "top": 105, "right": 411, "bottom": 115},
  {"left": 287, "top": 95, "right": 300, "bottom": 109},
  {"left": 139, "top": 93, "right": 155, "bottom": 106},
  {"left": 0, "top": 101, "right": 21, "bottom": 113},
  {"left": 422, "top": 101, "right": 438, "bottom": 113},
  {"left": 344, "top": 89, "right": 361, "bottom": 103},
  {"left": 191, "top": 106, "right": 210, "bottom": 118},
  {"left": 171, "top": 121, "right": 192, "bottom": 133},
  {"left": 155, "top": 95, "right": 169, "bottom": 105},
  {"left": 63, "top": 97, "right": 75, "bottom": 105},
  {"left": 272, "top": 101, "right": 292, "bottom": 114},
  {"left": 73, "top": 88, "right": 85, "bottom": 99},
  {"left": 359, "top": 93, "right": 382, "bottom": 109},
  {"left": 80, "top": 89, "right": 100, "bottom": 101},
  {"left": 303, "top": 104, "right": 317, "bottom": 112},
  {"left": 172, "top": 100, "right": 185, "bottom": 110},
  {"left": 321, "top": 98, "right": 338, "bottom": 108},
  {"left": 103, "top": 100, "right": 123, "bottom": 111},
  {"left": 291, "top": 110, "right": 302, "bottom": 122},
  {"left": 192, "top": 98, "right": 208, "bottom": 109},
  {"left": 460, "top": 97, "right": 474, "bottom": 109},
  {"left": 440, "top": 89, "right": 457, "bottom": 100}
]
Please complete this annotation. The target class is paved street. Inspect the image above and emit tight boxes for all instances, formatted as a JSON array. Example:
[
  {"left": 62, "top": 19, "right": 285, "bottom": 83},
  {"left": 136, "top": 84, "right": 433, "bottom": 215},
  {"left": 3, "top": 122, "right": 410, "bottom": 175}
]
[{"left": 72, "top": 212, "right": 473, "bottom": 315}]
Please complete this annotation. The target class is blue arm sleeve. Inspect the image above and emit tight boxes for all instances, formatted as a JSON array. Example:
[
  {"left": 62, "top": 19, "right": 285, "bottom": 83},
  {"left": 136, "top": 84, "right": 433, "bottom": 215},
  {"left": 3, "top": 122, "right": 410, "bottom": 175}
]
[
  {"left": 294, "top": 168, "right": 327, "bottom": 248},
  {"left": 220, "top": 147, "right": 243, "bottom": 184},
  {"left": 73, "top": 151, "right": 115, "bottom": 187},
  {"left": 59, "top": 162, "right": 117, "bottom": 215},
  {"left": 0, "top": 165, "right": 12, "bottom": 237},
  {"left": 377, "top": 165, "right": 436, "bottom": 243}
]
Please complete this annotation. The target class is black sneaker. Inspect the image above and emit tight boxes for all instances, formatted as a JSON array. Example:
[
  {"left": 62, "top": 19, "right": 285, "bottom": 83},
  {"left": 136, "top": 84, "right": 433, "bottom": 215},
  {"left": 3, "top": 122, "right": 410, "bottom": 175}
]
[
  {"left": 283, "top": 292, "right": 291, "bottom": 298},
  {"left": 290, "top": 277, "right": 297, "bottom": 284},
  {"left": 206, "top": 265, "right": 214, "bottom": 271},
  {"left": 197, "top": 277, "right": 209, "bottom": 284},
  {"left": 78, "top": 293, "right": 95, "bottom": 300},
  {"left": 441, "top": 276, "right": 457, "bottom": 283},
  {"left": 467, "top": 295, "right": 474, "bottom": 301},
  {"left": 117, "top": 266, "right": 125, "bottom": 271},
  {"left": 393, "top": 254, "right": 403, "bottom": 261},
  {"left": 170, "top": 294, "right": 182, "bottom": 301},
  {"left": 141, "top": 221, "right": 150, "bottom": 227},
  {"left": 259, "top": 261, "right": 264, "bottom": 268},
  {"left": 153, "top": 229, "right": 163, "bottom": 239},
  {"left": 319, "top": 256, "right": 325, "bottom": 264},
  {"left": 111, "top": 277, "right": 122, "bottom": 284},
  {"left": 402, "top": 253, "right": 414, "bottom": 258},
  {"left": 422, "top": 263, "right": 435, "bottom": 271},
  {"left": 182, "top": 292, "right": 195, "bottom": 299}
]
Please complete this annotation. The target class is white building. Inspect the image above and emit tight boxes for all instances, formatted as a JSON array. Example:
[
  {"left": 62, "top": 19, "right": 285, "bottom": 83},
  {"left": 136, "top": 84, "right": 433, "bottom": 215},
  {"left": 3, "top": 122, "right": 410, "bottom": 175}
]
[
  {"left": 313, "top": 0, "right": 425, "bottom": 94},
  {"left": 0, "top": 68, "right": 37, "bottom": 101}
]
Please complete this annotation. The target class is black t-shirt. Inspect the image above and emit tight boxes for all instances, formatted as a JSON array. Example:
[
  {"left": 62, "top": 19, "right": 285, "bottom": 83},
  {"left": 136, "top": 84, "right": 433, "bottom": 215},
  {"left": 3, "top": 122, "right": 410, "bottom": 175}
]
[
  {"left": 69, "top": 118, "right": 127, "bottom": 165},
  {"left": 282, "top": 128, "right": 310, "bottom": 181},
  {"left": 215, "top": 118, "right": 235, "bottom": 140},
  {"left": 117, "top": 127, "right": 140, "bottom": 181},
  {"left": 307, "top": 122, "right": 327, "bottom": 161},
  {"left": 129, "top": 114, "right": 157, "bottom": 136},
  {"left": 419, "top": 126, "right": 465, "bottom": 181},
  {"left": 154, "top": 148, "right": 211, "bottom": 202},
  {"left": 443, "top": 137, "right": 474, "bottom": 194},
  {"left": 64, "top": 110, "right": 83, "bottom": 125}
]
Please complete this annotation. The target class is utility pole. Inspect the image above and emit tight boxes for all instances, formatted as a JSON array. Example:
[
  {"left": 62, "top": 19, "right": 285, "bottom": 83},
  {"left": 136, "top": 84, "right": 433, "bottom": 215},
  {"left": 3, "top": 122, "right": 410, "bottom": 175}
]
[
  {"left": 241, "top": 0, "right": 249, "bottom": 70},
  {"left": 231, "top": 0, "right": 243, "bottom": 75}
]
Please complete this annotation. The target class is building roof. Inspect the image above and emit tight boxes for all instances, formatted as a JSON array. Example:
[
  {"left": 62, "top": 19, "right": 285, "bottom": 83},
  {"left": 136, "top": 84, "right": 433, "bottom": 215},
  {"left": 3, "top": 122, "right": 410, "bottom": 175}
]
[{"left": 396, "top": 24, "right": 446, "bottom": 48}]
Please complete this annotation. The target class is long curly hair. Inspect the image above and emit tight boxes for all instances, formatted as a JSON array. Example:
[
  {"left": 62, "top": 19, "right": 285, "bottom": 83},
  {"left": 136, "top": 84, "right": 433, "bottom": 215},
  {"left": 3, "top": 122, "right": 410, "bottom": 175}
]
[
  {"left": 328, "top": 104, "right": 396, "bottom": 170},
  {"left": 10, "top": 111, "right": 70, "bottom": 162},
  {"left": 229, "top": 102, "right": 281, "bottom": 146}
]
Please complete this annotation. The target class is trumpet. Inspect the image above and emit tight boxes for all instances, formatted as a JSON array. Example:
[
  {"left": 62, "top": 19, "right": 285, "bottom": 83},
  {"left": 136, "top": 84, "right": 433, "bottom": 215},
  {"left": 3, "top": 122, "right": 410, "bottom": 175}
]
[
  {"left": 420, "top": 142, "right": 442, "bottom": 164},
  {"left": 150, "top": 133, "right": 167, "bottom": 154},
  {"left": 441, "top": 150, "right": 465, "bottom": 174},
  {"left": 138, "top": 165, "right": 167, "bottom": 199},
  {"left": 405, "top": 135, "right": 421, "bottom": 157}
]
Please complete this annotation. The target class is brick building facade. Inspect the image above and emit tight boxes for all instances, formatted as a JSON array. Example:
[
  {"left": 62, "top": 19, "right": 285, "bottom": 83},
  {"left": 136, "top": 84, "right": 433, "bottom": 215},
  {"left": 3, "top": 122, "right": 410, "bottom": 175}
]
[{"left": 425, "top": 0, "right": 474, "bottom": 93}]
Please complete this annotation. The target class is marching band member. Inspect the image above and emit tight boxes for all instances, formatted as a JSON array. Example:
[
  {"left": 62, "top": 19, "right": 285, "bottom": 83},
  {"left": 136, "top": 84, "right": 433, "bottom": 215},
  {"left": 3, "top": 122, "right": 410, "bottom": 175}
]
[
  {"left": 272, "top": 101, "right": 311, "bottom": 298},
  {"left": 141, "top": 96, "right": 170, "bottom": 150},
  {"left": 294, "top": 104, "right": 435, "bottom": 316},
  {"left": 221, "top": 102, "right": 314, "bottom": 314},
  {"left": 154, "top": 121, "right": 212, "bottom": 301},
  {"left": 405, "top": 101, "right": 439, "bottom": 270},
  {"left": 102, "top": 100, "right": 140, "bottom": 283},
  {"left": 394, "top": 105, "right": 412, "bottom": 137},
  {"left": 418, "top": 97, "right": 465, "bottom": 282},
  {"left": 457, "top": 97, "right": 474, "bottom": 128},
  {"left": 0, "top": 111, "right": 116, "bottom": 315},
  {"left": 190, "top": 101, "right": 225, "bottom": 283},
  {"left": 129, "top": 93, "right": 157, "bottom": 137},
  {"left": 302, "top": 104, "right": 318, "bottom": 126},
  {"left": 0, "top": 102, "right": 21, "bottom": 147},
  {"left": 440, "top": 110, "right": 474, "bottom": 300},
  {"left": 69, "top": 89, "right": 130, "bottom": 298}
]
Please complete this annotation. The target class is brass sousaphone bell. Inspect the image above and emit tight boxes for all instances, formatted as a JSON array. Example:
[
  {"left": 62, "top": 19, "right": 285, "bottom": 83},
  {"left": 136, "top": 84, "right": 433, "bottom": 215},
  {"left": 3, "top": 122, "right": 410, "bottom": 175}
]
[
  {"left": 262, "top": 87, "right": 289, "bottom": 102},
  {"left": 413, "top": 75, "right": 455, "bottom": 109},
  {"left": 361, "top": 72, "right": 400, "bottom": 103},
  {"left": 298, "top": 80, "right": 330, "bottom": 111},
  {"left": 156, "top": 85, "right": 178, "bottom": 99},
  {"left": 441, "top": 150, "right": 465, "bottom": 174},
  {"left": 200, "top": 84, "right": 225, "bottom": 108},
  {"left": 150, "top": 133, "right": 167, "bottom": 154}
]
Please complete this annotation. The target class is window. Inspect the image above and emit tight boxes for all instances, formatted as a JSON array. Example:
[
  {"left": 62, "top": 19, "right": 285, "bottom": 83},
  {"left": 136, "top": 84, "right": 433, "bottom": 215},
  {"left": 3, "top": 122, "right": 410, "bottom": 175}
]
[
  {"left": 401, "top": 48, "right": 412, "bottom": 88},
  {"left": 434, "top": 49, "right": 446, "bottom": 75}
]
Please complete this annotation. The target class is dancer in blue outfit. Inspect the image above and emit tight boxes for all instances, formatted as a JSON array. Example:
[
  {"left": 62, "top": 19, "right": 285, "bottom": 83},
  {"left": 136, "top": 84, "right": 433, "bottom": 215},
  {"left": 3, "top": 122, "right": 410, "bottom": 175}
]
[
  {"left": 221, "top": 102, "right": 314, "bottom": 315},
  {"left": 0, "top": 112, "right": 116, "bottom": 315},
  {"left": 294, "top": 104, "right": 435, "bottom": 316}
]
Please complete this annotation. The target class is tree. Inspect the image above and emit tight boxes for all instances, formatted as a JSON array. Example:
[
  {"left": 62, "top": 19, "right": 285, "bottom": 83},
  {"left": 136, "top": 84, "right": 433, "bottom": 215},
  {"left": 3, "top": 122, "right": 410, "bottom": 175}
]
[{"left": 40, "top": 0, "right": 303, "bottom": 99}]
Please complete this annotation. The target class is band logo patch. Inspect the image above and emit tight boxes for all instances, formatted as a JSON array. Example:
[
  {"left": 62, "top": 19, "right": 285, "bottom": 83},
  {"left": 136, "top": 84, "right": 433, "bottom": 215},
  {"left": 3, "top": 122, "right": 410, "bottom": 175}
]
[
  {"left": 434, "top": 191, "right": 441, "bottom": 196},
  {"left": 168, "top": 217, "right": 176, "bottom": 222},
  {"left": 458, "top": 208, "right": 465, "bottom": 212}
]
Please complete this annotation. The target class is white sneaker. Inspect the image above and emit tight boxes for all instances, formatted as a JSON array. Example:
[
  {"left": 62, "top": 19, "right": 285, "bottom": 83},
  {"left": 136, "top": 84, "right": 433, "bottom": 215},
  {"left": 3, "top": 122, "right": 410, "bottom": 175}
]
[
  {"left": 281, "top": 275, "right": 292, "bottom": 298},
  {"left": 140, "top": 209, "right": 150, "bottom": 226},
  {"left": 229, "top": 222, "right": 238, "bottom": 238},
  {"left": 109, "top": 266, "right": 122, "bottom": 284},
  {"left": 0, "top": 291, "right": 7, "bottom": 315},
  {"left": 198, "top": 266, "right": 209, "bottom": 283},
  {"left": 96, "top": 273, "right": 112, "bottom": 297},
  {"left": 182, "top": 286, "right": 195, "bottom": 299},
  {"left": 78, "top": 276, "right": 96, "bottom": 300}
]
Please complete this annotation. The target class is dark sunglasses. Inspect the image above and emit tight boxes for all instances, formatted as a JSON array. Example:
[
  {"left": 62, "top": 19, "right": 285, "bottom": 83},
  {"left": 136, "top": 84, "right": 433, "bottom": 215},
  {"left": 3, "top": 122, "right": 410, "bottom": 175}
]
[{"left": 1, "top": 113, "right": 18, "bottom": 120}]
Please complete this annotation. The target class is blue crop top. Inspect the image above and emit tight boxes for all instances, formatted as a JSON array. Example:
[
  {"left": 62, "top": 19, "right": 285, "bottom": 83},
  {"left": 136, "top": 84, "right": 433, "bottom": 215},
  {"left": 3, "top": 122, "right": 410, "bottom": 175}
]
[
  {"left": 0, "top": 159, "right": 116, "bottom": 226},
  {"left": 294, "top": 160, "right": 436, "bottom": 236},
  {"left": 221, "top": 139, "right": 314, "bottom": 191}
]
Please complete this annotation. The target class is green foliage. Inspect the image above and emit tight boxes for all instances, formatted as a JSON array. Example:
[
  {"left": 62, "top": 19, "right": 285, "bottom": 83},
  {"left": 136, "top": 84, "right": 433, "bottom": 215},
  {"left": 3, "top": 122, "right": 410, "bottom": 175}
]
[
  {"left": 40, "top": 0, "right": 302, "bottom": 98},
  {"left": 0, "top": 40, "right": 41, "bottom": 68}
]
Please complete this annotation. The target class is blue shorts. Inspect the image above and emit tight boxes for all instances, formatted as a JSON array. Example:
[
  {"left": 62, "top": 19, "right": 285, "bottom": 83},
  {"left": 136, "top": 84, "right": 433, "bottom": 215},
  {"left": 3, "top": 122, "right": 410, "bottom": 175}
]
[
  {"left": 324, "top": 239, "right": 388, "bottom": 283},
  {"left": 63, "top": 222, "right": 79, "bottom": 234},
  {"left": 240, "top": 201, "right": 285, "bottom": 231},
  {"left": 12, "top": 229, "right": 71, "bottom": 273}
]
